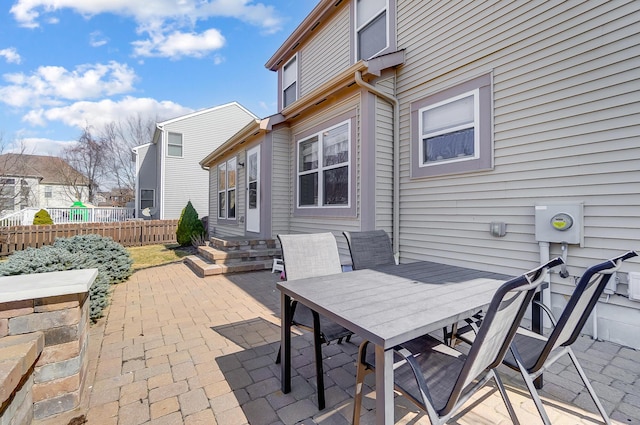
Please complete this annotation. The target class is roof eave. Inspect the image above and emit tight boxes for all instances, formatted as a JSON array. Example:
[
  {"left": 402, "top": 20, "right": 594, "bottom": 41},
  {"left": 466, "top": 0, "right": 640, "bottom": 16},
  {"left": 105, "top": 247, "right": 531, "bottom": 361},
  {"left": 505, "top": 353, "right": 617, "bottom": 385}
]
[{"left": 200, "top": 119, "right": 263, "bottom": 168}]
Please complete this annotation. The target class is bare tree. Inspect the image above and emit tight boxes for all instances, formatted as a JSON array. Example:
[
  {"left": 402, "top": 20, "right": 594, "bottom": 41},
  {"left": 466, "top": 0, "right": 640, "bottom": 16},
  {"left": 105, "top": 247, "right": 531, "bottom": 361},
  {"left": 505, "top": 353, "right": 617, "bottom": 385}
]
[
  {"left": 61, "top": 126, "right": 107, "bottom": 204},
  {"left": 101, "top": 114, "right": 156, "bottom": 196}
]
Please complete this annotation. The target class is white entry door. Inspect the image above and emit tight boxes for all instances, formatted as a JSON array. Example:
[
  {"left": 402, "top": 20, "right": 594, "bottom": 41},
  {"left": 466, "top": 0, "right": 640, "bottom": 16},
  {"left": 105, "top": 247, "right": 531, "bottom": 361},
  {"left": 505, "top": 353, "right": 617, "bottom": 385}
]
[{"left": 246, "top": 145, "right": 260, "bottom": 233}]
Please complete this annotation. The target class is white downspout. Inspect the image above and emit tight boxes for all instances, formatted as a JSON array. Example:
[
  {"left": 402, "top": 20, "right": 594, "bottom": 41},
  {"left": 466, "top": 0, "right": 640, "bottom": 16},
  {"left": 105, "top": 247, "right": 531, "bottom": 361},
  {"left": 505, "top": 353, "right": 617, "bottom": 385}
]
[{"left": 354, "top": 71, "right": 401, "bottom": 261}]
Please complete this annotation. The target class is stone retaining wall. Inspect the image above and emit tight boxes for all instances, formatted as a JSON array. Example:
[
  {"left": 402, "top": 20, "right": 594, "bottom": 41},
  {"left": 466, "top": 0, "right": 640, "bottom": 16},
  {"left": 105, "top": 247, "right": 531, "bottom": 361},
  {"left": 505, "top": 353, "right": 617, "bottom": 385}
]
[{"left": 0, "top": 269, "right": 97, "bottom": 423}]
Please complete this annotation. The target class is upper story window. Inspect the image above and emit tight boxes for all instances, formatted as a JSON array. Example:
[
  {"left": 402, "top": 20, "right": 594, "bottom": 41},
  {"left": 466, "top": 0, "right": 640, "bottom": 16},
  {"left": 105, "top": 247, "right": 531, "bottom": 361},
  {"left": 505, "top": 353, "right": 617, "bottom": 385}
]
[
  {"left": 356, "top": 0, "right": 388, "bottom": 60},
  {"left": 218, "top": 158, "right": 236, "bottom": 220},
  {"left": 282, "top": 56, "right": 298, "bottom": 108},
  {"left": 411, "top": 73, "right": 493, "bottom": 178},
  {"left": 44, "top": 185, "right": 52, "bottom": 198},
  {"left": 167, "top": 132, "right": 183, "bottom": 157},
  {"left": 297, "top": 120, "right": 350, "bottom": 208}
]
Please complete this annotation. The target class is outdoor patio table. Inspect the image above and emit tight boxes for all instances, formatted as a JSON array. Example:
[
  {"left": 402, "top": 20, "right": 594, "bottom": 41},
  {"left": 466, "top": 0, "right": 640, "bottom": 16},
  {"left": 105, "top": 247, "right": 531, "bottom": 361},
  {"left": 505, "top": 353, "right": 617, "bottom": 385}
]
[{"left": 277, "top": 261, "right": 534, "bottom": 425}]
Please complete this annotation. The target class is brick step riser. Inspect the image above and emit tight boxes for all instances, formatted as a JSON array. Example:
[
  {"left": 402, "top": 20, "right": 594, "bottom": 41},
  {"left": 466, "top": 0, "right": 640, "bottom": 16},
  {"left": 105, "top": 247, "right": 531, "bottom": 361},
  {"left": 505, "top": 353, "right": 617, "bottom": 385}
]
[
  {"left": 197, "top": 247, "right": 281, "bottom": 264},
  {"left": 209, "top": 237, "right": 279, "bottom": 252}
]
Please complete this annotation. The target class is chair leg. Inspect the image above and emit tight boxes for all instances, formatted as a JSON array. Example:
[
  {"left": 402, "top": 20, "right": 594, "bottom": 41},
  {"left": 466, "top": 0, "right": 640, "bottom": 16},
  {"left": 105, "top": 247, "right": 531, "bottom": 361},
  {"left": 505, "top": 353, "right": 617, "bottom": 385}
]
[
  {"left": 567, "top": 348, "right": 611, "bottom": 425},
  {"left": 312, "top": 311, "right": 326, "bottom": 410},
  {"left": 492, "top": 370, "right": 520, "bottom": 425},
  {"left": 275, "top": 345, "right": 281, "bottom": 364},
  {"left": 352, "top": 341, "right": 370, "bottom": 425}
]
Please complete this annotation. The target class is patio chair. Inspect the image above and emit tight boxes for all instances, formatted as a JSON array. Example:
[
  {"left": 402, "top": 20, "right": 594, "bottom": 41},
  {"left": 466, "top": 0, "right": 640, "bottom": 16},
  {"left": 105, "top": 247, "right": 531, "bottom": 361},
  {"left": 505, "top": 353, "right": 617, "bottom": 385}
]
[
  {"left": 276, "top": 232, "right": 353, "bottom": 410},
  {"left": 456, "top": 250, "right": 638, "bottom": 425},
  {"left": 343, "top": 229, "right": 395, "bottom": 270},
  {"left": 352, "top": 257, "right": 564, "bottom": 425}
]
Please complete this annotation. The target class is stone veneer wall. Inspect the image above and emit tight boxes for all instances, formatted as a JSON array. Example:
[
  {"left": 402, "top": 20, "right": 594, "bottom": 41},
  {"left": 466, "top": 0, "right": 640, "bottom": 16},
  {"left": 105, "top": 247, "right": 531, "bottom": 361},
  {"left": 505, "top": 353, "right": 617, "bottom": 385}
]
[{"left": 0, "top": 269, "right": 96, "bottom": 422}]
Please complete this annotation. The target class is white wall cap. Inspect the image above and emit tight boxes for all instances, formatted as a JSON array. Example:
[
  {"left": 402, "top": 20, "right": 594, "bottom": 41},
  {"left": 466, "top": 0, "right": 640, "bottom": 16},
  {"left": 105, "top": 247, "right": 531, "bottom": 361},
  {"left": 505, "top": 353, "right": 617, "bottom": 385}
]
[{"left": 0, "top": 269, "right": 99, "bottom": 303}]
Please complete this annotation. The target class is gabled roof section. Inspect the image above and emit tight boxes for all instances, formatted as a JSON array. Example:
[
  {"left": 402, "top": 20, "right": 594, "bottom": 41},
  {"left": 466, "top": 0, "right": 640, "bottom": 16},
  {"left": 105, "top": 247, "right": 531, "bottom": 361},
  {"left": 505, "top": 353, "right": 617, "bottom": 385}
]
[
  {"left": 0, "top": 154, "right": 88, "bottom": 185},
  {"left": 151, "top": 102, "right": 258, "bottom": 145},
  {"left": 265, "top": 0, "right": 341, "bottom": 71}
]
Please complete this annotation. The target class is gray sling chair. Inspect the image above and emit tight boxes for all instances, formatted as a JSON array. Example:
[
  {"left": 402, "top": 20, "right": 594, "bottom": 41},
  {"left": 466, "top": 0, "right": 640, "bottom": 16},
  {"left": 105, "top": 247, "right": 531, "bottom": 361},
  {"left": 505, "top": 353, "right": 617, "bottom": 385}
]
[
  {"left": 455, "top": 250, "right": 638, "bottom": 425},
  {"left": 275, "top": 233, "right": 353, "bottom": 410},
  {"left": 343, "top": 229, "right": 395, "bottom": 270},
  {"left": 352, "top": 257, "right": 565, "bottom": 425}
]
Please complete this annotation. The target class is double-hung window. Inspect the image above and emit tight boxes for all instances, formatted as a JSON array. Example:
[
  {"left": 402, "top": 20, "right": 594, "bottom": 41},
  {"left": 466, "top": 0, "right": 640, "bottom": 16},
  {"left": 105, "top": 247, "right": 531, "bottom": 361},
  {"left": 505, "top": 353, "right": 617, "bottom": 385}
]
[
  {"left": 218, "top": 158, "right": 237, "bottom": 220},
  {"left": 140, "top": 189, "right": 154, "bottom": 209},
  {"left": 167, "top": 132, "right": 183, "bottom": 157},
  {"left": 282, "top": 56, "right": 298, "bottom": 108},
  {"left": 44, "top": 185, "right": 52, "bottom": 198},
  {"left": 297, "top": 120, "right": 350, "bottom": 208},
  {"left": 356, "top": 0, "right": 388, "bottom": 60},
  {"left": 411, "top": 73, "right": 493, "bottom": 178}
]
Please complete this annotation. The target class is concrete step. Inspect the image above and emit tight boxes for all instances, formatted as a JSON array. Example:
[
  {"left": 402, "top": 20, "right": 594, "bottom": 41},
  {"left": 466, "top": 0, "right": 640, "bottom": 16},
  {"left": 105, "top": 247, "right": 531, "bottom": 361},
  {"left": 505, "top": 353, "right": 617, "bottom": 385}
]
[
  {"left": 209, "top": 236, "right": 278, "bottom": 251},
  {"left": 197, "top": 245, "right": 281, "bottom": 264},
  {"left": 184, "top": 255, "right": 273, "bottom": 278}
]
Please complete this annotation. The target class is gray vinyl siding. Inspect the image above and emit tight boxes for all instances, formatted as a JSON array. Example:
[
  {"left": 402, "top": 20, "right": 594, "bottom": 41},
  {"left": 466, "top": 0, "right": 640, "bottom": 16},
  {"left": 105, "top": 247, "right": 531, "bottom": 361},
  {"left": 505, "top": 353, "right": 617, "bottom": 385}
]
[
  {"left": 299, "top": 3, "right": 351, "bottom": 98},
  {"left": 271, "top": 127, "right": 292, "bottom": 238},
  {"left": 161, "top": 104, "right": 255, "bottom": 219},
  {"left": 374, "top": 76, "right": 395, "bottom": 236},
  {"left": 136, "top": 144, "right": 158, "bottom": 218},
  {"left": 393, "top": 0, "right": 640, "bottom": 340}
]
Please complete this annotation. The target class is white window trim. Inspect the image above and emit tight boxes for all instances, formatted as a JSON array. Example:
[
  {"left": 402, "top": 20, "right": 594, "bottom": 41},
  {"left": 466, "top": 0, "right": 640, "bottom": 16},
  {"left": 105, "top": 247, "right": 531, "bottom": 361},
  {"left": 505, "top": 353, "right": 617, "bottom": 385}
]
[
  {"left": 282, "top": 54, "right": 298, "bottom": 108},
  {"left": 167, "top": 132, "right": 183, "bottom": 158},
  {"left": 296, "top": 120, "right": 351, "bottom": 209},
  {"left": 418, "top": 89, "right": 480, "bottom": 168},
  {"left": 217, "top": 158, "right": 237, "bottom": 220},
  {"left": 355, "top": 0, "right": 389, "bottom": 61}
]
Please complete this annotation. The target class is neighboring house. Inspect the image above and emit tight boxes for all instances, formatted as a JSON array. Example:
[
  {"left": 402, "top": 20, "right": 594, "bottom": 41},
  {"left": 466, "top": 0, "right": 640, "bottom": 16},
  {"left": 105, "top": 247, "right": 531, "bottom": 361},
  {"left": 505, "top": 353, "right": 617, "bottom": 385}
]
[
  {"left": 201, "top": 1, "right": 640, "bottom": 347},
  {"left": 97, "top": 188, "right": 134, "bottom": 207},
  {"left": 133, "top": 102, "right": 257, "bottom": 220},
  {"left": 0, "top": 153, "right": 89, "bottom": 215}
]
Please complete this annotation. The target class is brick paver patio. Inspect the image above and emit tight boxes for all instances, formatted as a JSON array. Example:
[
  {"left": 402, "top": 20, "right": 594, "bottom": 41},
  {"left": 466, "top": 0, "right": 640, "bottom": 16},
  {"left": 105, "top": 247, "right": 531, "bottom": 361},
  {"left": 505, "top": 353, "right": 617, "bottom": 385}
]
[{"left": 58, "top": 262, "right": 640, "bottom": 424}]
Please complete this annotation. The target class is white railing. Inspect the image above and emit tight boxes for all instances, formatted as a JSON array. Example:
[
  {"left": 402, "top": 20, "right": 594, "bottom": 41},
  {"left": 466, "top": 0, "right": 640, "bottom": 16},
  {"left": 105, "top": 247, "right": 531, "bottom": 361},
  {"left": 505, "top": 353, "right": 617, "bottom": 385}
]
[{"left": 0, "top": 207, "right": 136, "bottom": 226}]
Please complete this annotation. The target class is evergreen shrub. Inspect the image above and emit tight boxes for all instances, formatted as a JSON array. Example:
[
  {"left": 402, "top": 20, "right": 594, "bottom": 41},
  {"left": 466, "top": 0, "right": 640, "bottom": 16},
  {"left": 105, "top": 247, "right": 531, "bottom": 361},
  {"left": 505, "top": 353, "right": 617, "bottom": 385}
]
[
  {"left": 33, "top": 209, "right": 54, "bottom": 225},
  {"left": 0, "top": 234, "right": 133, "bottom": 320},
  {"left": 176, "top": 201, "right": 205, "bottom": 246}
]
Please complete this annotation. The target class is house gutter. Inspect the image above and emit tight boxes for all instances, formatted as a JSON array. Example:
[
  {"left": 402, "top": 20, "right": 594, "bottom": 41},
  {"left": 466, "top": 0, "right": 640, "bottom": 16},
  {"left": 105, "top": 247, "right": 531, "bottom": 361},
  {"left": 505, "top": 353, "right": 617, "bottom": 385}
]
[{"left": 354, "top": 71, "right": 400, "bottom": 260}]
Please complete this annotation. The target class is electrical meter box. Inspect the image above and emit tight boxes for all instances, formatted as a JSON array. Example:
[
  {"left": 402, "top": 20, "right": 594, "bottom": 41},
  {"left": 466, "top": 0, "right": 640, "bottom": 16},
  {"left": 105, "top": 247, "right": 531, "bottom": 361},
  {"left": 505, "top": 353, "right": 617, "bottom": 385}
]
[{"left": 534, "top": 204, "right": 583, "bottom": 246}]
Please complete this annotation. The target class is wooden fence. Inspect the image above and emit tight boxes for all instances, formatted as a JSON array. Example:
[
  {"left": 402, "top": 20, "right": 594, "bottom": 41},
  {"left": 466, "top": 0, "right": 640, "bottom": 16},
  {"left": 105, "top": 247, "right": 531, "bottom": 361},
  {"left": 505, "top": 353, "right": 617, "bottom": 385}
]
[{"left": 0, "top": 219, "right": 179, "bottom": 256}]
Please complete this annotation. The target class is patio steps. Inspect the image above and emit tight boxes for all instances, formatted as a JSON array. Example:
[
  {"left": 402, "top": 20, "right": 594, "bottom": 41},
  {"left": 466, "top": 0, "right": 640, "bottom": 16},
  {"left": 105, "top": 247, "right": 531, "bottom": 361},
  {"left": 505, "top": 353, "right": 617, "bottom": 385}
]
[{"left": 184, "top": 237, "right": 281, "bottom": 277}]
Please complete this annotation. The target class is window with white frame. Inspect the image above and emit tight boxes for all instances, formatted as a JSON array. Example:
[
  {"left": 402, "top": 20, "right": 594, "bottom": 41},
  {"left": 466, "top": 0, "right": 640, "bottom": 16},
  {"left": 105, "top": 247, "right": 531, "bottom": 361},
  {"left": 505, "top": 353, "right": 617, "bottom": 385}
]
[
  {"left": 356, "top": 0, "right": 388, "bottom": 60},
  {"left": 282, "top": 56, "right": 298, "bottom": 108},
  {"left": 45, "top": 185, "right": 52, "bottom": 198},
  {"left": 140, "top": 189, "right": 154, "bottom": 209},
  {"left": 411, "top": 73, "right": 493, "bottom": 178},
  {"left": 419, "top": 90, "right": 478, "bottom": 166},
  {"left": 218, "top": 158, "right": 237, "bottom": 219},
  {"left": 297, "top": 121, "right": 350, "bottom": 208},
  {"left": 167, "top": 132, "right": 183, "bottom": 157}
]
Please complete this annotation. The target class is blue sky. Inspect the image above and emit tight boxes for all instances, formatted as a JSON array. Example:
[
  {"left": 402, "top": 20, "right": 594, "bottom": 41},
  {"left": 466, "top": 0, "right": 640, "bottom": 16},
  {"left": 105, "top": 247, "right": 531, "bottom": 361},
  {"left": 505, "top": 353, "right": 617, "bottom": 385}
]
[{"left": 0, "top": 0, "right": 317, "bottom": 155}]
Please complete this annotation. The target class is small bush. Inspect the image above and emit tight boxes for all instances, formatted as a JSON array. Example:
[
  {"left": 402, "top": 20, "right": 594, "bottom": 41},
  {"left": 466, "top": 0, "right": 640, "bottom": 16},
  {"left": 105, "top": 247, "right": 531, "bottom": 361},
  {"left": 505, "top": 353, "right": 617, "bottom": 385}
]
[
  {"left": 0, "top": 246, "right": 110, "bottom": 320},
  {"left": 53, "top": 234, "right": 133, "bottom": 284},
  {"left": 176, "top": 201, "right": 205, "bottom": 246},
  {"left": 0, "top": 234, "right": 133, "bottom": 321},
  {"left": 33, "top": 209, "right": 54, "bottom": 225}
]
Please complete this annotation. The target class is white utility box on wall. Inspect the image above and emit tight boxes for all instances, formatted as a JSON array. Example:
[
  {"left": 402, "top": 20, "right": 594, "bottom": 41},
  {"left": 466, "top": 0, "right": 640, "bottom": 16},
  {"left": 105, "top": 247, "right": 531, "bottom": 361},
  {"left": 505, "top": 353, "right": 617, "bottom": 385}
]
[{"left": 628, "top": 272, "right": 640, "bottom": 302}]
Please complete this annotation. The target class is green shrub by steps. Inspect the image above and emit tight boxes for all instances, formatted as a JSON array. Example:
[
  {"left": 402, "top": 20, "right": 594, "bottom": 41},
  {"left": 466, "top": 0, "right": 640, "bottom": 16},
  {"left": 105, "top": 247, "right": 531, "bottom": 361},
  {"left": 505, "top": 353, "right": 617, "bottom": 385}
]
[
  {"left": 176, "top": 201, "right": 205, "bottom": 246},
  {"left": 0, "top": 235, "right": 133, "bottom": 321},
  {"left": 33, "top": 209, "right": 54, "bottom": 225}
]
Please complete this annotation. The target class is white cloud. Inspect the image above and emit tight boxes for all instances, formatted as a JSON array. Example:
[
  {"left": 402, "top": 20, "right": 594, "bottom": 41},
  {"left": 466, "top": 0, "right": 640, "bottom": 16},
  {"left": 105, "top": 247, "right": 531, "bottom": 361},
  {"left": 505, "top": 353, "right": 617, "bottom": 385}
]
[
  {"left": 89, "top": 31, "right": 109, "bottom": 47},
  {"left": 0, "top": 48, "right": 22, "bottom": 64},
  {"left": 0, "top": 61, "right": 137, "bottom": 108},
  {"left": 11, "top": 137, "right": 75, "bottom": 156},
  {"left": 22, "top": 96, "right": 193, "bottom": 129},
  {"left": 132, "top": 28, "right": 225, "bottom": 59},
  {"left": 11, "top": 0, "right": 283, "bottom": 59}
]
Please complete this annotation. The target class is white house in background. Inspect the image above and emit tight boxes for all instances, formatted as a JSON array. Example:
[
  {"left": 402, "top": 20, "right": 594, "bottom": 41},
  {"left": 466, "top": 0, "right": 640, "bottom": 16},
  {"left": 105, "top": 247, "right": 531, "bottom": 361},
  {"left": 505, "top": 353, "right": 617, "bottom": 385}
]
[
  {"left": 0, "top": 153, "right": 89, "bottom": 215},
  {"left": 133, "top": 102, "right": 257, "bottom": 220}
]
